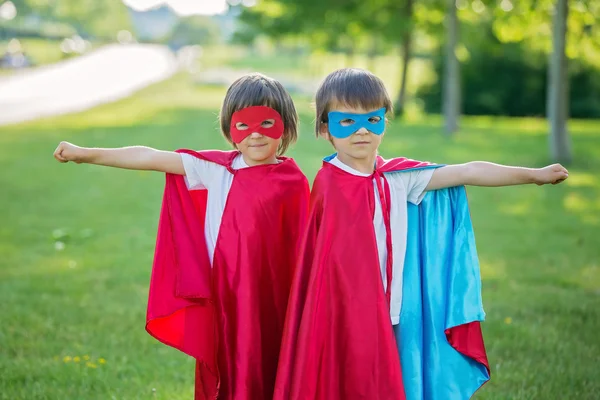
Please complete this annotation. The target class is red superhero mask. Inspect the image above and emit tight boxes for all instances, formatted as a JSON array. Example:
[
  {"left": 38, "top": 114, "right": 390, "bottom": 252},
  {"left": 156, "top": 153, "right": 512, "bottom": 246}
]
[{"left": 230, "top": 106, "right": 285, "bottom": 144}]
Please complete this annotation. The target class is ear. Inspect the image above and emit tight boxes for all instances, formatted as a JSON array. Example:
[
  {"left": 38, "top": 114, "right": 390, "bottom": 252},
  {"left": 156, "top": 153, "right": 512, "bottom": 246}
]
[{"left": 319, "top": 122, "right": 329, "bottom": 139}]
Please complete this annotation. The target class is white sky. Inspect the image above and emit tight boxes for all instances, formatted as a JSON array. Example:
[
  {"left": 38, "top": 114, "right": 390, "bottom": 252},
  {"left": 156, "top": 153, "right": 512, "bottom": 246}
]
[{"left": 122, "top": 0, "right": 229, "bottom": 16}]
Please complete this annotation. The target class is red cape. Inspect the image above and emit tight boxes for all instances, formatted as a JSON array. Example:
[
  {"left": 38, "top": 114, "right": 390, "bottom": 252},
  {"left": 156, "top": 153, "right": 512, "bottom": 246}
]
[
  {"left": 274, "top": 157, "right": 432, "bottom": 400},
  {"left": 146, "top": 150, "right": 309, "bottom": 400}
]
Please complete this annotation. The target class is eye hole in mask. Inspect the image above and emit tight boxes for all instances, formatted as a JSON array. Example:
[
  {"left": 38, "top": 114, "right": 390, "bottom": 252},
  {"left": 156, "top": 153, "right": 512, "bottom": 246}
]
[{"left": 235, "top": 119, "right": 275, "bottom": 131}]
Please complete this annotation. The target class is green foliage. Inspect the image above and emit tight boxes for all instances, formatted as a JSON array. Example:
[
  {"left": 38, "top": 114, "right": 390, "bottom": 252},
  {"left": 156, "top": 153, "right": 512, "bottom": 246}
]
[
  {"left": 236, "top": 0, "right": 600, "bottom": 70},
  {"left": 457, "top": 0, "right": 600, "bottom": 66},
  {"left": 166, "top": 16, "right": 222, "bottom": 47},
  {"left": 0, "top": 38, "right": 70, "bottom": 66},
  {"left": 10, "top": 0, "right": 132, "bottom": 38},
  {"left": 417, "top": 25, "right": 600, "bottom": 118},
  {"left": 235, "top": 0, "right": 414, "bottom": 54}
]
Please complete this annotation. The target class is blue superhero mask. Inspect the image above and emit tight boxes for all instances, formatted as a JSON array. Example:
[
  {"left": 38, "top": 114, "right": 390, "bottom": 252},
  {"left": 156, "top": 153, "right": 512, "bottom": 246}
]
[{"left": 327, "top": 107, "right": 386, "bottom": 139}]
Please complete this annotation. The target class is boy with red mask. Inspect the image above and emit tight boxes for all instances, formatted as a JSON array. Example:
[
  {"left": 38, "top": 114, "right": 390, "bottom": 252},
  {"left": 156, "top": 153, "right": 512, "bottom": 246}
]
[{"left": 54, "top": 73, "right": 309, "bottom": 400}]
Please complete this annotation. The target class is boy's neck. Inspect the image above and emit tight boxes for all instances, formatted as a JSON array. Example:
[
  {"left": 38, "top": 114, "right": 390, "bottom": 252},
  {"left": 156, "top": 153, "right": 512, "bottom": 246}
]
[
  {"left": 241, "top": 153, "right": 278, "bottom": 167},
  {"left": 336, "top": 152, "right": 376, "bottom": 175}
]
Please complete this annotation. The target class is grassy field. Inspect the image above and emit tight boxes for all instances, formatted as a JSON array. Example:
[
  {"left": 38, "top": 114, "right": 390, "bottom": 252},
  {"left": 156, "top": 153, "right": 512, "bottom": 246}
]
[{"left": 1, "top": 74, "right": 599, "bottom": 399}]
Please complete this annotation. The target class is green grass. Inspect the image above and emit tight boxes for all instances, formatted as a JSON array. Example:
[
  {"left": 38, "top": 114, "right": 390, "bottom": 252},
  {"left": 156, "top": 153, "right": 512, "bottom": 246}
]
[{"left": 1, "top": 74, "right": 599, "bottom": 399}]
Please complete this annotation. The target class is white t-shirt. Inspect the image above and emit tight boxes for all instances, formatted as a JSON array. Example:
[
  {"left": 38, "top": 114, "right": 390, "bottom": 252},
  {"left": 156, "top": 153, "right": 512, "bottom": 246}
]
[
  {"left": 328, "top": 156, "right": 435, "bottom": 325},
  {"left": 180, "top": 153, "right": 249, "bottom": 264}
]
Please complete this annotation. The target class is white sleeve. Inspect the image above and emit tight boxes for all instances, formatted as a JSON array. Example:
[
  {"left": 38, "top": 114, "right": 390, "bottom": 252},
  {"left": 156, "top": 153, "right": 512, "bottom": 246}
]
[
  {"left": 397, "top": 168, "right": 435, "bottom": 205},
  {"left": 180, "top": 153, "right": 221, "bottom": 190}
]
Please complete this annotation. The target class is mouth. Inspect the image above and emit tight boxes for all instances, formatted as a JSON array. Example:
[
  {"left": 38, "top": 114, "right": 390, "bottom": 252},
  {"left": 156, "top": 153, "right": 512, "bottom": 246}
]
[
  {"left": 352, "top": 141, "right": 371, "bottom": 145},
  {"left": 249, "top": 143, "right": 268, "bottom": 148}
]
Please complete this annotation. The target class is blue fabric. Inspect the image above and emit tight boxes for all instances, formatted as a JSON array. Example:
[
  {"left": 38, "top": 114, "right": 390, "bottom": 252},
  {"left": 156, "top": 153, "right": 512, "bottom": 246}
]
[
  {"left": 327, "top": 107, "right": 386, "bottom": 138},
  {"left": 323, "top": 153, "right": 337, "bottom": 162},
  {"left": 395, "top": 186, "right": 490, "bottom": 400}
]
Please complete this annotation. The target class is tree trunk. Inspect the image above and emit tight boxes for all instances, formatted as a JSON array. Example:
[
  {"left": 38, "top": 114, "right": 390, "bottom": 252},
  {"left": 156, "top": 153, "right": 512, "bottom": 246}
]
[
  {"left": 367, "top": 36, "right": 378, "bottom": 73},
  {"left": 344, "top": 45, "right": 355, "bottom": 68},
  {"left": 547, "top": 0, "right": 572, "bottom": 163},
  {"left": 394, "top": 0, "right": 414, "bottom": 117},
  {"left": 443, "top": 0, "right": 460, "bottom": 134}
]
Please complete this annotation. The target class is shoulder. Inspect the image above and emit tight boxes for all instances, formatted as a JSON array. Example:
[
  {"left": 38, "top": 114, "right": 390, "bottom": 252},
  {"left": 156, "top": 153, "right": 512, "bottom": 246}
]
[
  {"left": 180, "top": 152, "right": 228, "bottom": 173},
  {"left": 274, "top": 157, "right": 309, "bottom": 183},
  {"left": 377, "top": 156, "right": 434, "bottom": 172},
  {"left": 177, "top": 149, "right": 238, "bottom": 168},
  {"left": 385, "top": 167, "right": 436, "bottom": 188}
]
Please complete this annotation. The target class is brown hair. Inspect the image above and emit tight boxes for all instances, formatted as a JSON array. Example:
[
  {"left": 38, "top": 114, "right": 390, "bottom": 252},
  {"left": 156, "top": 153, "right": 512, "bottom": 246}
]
[
  {"left": 314, "top": 68, "right": 393, "bottom": 136},
  {"left": 220, "top": 73, "right": 298, "bottom": 155}
]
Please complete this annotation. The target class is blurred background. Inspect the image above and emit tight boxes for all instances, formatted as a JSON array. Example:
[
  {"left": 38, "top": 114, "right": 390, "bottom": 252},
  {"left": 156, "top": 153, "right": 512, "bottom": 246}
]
[{"left": 0, "top": 1, "right": 598, "bottom": 399}]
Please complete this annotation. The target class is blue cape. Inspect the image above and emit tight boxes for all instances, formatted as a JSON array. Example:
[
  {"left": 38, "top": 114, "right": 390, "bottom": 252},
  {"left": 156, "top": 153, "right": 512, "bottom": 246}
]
[{"left": 396, "top": 185, "right": 490, "bottom": 399}]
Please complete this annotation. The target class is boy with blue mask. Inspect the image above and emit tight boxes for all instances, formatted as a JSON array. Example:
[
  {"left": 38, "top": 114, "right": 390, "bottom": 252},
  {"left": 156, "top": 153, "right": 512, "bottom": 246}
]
[{"left": 275, "top": 68, "right": 568, "bottom": 400}]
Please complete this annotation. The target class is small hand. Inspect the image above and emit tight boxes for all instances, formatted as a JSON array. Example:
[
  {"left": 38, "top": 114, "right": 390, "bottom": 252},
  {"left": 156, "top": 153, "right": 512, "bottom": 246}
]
[
  {"left": 53, "top": 141, "right": 86, "bottom": 163},
  {"left": 534, "top": 163, "right": 569, "bottom": 185}
]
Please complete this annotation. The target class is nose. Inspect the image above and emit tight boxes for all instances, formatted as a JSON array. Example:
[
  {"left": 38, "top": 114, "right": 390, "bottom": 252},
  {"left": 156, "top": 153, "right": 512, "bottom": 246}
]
[
  {"left": 249, "top": 131, "right": 263, "bottom": 139},
  {"left": 355, "top": 127, "right": 369, "bottom": 135}
]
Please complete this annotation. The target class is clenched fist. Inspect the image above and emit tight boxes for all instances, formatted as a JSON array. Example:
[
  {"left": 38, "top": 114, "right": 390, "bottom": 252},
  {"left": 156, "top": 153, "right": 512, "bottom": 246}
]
[
  {"left": 533, "top": 163, "right": 569, "bottom": 185},
  {"left": 53, "top": 141, "right": 87, "bottom": 163}
]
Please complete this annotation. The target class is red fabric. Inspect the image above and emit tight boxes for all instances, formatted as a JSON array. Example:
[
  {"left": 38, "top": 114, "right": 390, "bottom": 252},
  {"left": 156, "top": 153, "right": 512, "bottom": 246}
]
[
  {"left": 374, "top": 156, "right": 432, "bottom": 172},
  {"left": 275, "top": 157, "right": 428, "bottom": 400},
  {"left": 230, "top": 106, "right": 284, "bottom": 143},
  {"left": 275, "top": 156, "right": 491, "bottom": 400},
  {"left": 446, "top": 322, "right": 491, "bottom": 375},
  {"left": 146, "top": 150, "right": 309, "bottom": 400}
]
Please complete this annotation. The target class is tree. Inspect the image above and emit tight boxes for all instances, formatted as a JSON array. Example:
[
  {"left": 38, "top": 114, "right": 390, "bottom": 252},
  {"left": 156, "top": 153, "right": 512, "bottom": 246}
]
[
  {"left": 547, "top": 0, "right": 572, "bottom": 163},
  {"left": 443, "top": 0, "right": 460, "bottom": 134},
  {"left": 489, "top": 0, "right": 599, "bottom": 66},
  {"left": 52, "top": 0, "right": 132, "bottom": 38},
  {"left": 236, "top": 0, "right": 376, "bottom": 57},
  {"left": 237, "top": 0, "right": 429, "bottom": 117},
  {"left": 487, "top": 0, "right": 599, "bottom": 162},
  {"left": 394, "top": 0, "right": 415, "bottom": 116},
  {"left": 167, "top": 16, "right": 222, "bottom": 47},
  {"left": 9, "top": 0, "right": 132, "bottom": 38}
]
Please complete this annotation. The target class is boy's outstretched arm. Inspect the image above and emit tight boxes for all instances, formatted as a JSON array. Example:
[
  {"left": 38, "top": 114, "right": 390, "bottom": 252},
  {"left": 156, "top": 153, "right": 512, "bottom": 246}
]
[
  {"left": 53, "top": 141, "right": 185, "bottom": 175},
  {"left": 426, "top": 162, "right": 569, "bottom": 191}
]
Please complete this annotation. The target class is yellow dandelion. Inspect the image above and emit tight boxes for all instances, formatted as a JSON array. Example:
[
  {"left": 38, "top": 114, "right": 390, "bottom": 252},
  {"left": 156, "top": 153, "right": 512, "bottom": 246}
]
[
  {"left": 86, "top": 362, "right": 97, "bottom": 369},
  {"left": 83, "top": 355, "right": 90, "bottom": 361},
  {"left": 504, "top": 317, "right": 513, "bottom": 325},
  {"left": 98, "top": 358, "right": 106, "bottom": 364},
  {"left": 63, "top": 356, "right": 72, "bottom": 362},
  {"left": 73, "top": 356, "right": 81, "bottom": 362}
]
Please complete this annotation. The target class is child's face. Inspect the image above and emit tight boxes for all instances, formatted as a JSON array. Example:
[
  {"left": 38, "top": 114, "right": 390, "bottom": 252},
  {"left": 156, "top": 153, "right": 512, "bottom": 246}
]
[
  {"left": 321, "top": 104, "right": 384, "bottom": 162},
  {"left": 235, "top": 127, "right": 281, "bottom": 165},
  {"left": 231, "top": 107, "right": 283, "bottom": 165}
]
